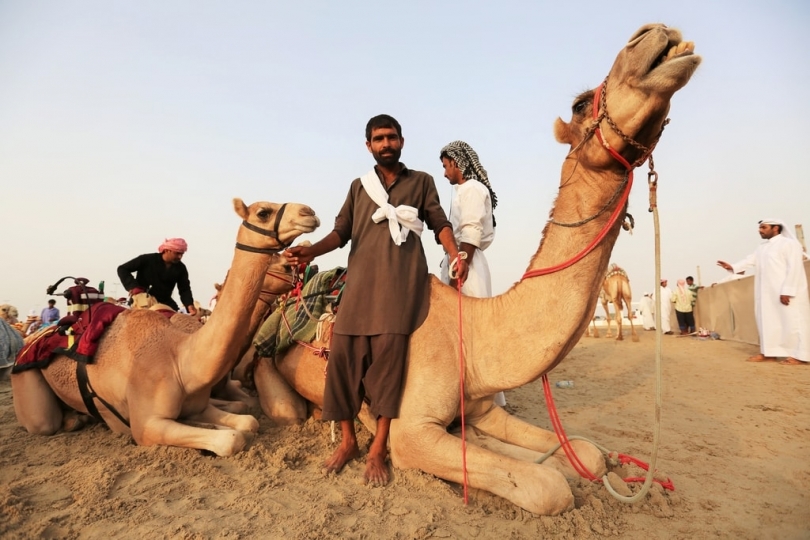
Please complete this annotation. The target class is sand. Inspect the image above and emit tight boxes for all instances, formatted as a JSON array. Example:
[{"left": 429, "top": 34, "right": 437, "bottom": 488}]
[{"left": 1, "top": 333, "right": 808, "bottom": 539}]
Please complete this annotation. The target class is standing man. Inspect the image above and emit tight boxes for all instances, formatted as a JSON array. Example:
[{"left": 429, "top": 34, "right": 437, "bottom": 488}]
[
  {"left": 672, "top": 279, "right": 696, "bottom": 335},
  {"left": 117, "top": 238, "right": 197, "bottom": 315},
  {"left": 718, "top": 218, "right": 809, "bottom": 365},
  {"left": 656, "top": 279, "right": 674, "bottom": 334},
  {"left": 40, "top": 299, "right": 60, "bottom": 326},
  {"left": 639, "top": 292, "right": 655, "bottom": 330},
  {"left": 284, "top": 114, "right": 466, "bottom": 486},
  {"left": 438, "top": 140, "right": 505, "bottom": 407}
]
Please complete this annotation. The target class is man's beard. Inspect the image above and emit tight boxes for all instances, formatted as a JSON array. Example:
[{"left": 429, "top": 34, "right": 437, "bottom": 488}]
[{"left": 373, "top": 147, "right": 401, "bottom": 167}]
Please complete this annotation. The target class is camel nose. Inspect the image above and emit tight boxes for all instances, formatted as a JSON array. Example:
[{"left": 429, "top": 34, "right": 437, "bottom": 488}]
[{"left": 299, "top": 206, "right": 316, "bottom": 217}]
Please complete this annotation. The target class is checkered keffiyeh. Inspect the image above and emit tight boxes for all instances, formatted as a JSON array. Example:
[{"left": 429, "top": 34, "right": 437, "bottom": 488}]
[{"left": 440, "top": 140, "right": 498, "bottom": 211}]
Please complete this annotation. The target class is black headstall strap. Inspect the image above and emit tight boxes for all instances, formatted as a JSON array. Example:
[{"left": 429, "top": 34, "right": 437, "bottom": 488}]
[{"left": 236, "top": 203, "right": 290, "bottom": 255}]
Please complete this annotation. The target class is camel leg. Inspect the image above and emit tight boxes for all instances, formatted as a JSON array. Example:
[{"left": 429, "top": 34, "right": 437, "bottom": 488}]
[
  {"left": 254, "top": 356, "right": 307, "bottom": 425},
  {"left": 627, "top": 304, "right": 639, "bottom": 342},
  {"left": 11, "top": 370, "right": 63, "bottom": 435},
  {"left": 210, "top": 397, "right": 249, "bottom": 414},
  {"left": 391, "top": 420, "right": 574, "bottom": 516},
  {"left": 614, "top": 302, "right": 624, "bottom": 341},
  {"left": 185, "top": 403, "right": 259, "bottom": 432},
  {"left": 590, "top": 319, "right": 599, "bottom": 338},
  {"left": 134, "top": 415, "right": 252, "bottom": 457},
  {"left": 465, "top": 406, "right": 606, "bottom": 480}
]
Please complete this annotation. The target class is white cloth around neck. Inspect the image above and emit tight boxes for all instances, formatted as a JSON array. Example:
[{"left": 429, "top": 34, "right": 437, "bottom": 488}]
[{"left": 360, "top": 169, "right": 424, "bottom": 246}]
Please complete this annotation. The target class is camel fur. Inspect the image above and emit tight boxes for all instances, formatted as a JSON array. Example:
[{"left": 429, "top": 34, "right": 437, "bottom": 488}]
[
  {"left": 11, "top": 199, "right": 319, "bottom": 455},
  {"left": 254, "top": 24, "right": 700, "bottom": 515}
]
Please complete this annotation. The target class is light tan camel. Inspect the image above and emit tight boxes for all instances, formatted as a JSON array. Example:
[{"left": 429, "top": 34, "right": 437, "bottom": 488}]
[
  {"left": 11, "top": 199, "right": 319, "bottom": 455},
  {"left": 256, "top": 24, "right": 699, "bottom": 515},
  {"left": 594, "top": 264, "right": 639, "bottom": 341}
]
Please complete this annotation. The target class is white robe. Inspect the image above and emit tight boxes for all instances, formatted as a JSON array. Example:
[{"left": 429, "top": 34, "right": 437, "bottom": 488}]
[
  {"left": 731, "top": 234, "right": 810, "bottom": 362},
  {"left": 639, "top": 295, "right": 655, "bottom": 330},
  {"left": 439, "top": 180, "right": 494, "bottom": 297},
  {"left": 439, "top": 180, "right": 505, "bottom": 405},
  {"left": 655, "top": 286, "right": 673, "bottom": 333}
]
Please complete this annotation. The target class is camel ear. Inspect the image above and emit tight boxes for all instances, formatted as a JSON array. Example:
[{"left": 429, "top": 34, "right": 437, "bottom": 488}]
[
  {"left": 214, "top": 282, "right": 222, "bottom": 291},
  {"left": 233, "top": 198, "right": 249, "bottom": 219},
  {"left": 553, "top": 117, "right": 573, "bottom": 144}
]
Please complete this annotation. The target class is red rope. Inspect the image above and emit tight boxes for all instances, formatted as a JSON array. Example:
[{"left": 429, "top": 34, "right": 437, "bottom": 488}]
[{"left": 456, "top": 275, "right": 470, "bottom": 504}]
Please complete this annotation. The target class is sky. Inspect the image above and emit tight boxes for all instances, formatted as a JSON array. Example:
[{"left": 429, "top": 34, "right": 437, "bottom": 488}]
[{"left": 1, "top": 0, "right": 808, "bottom": 316}]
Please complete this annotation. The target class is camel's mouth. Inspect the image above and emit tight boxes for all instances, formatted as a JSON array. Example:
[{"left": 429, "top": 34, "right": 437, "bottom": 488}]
[{"left": 651, "top": 40, "right": 695, "bottom": 72}]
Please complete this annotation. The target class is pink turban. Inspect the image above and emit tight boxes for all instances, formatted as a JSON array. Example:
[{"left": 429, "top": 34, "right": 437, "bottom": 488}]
[{"left": 158, "top": 238, "right": 188, "bottom": 254}]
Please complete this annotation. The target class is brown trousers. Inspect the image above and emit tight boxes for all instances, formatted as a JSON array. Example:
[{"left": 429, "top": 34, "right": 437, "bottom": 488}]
[{"left": 322, "top": 333, "right": 409, "bottom": 422}]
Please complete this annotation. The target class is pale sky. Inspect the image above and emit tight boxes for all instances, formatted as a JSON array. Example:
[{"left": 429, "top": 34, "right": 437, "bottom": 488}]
[{"left": 1, "top": 1, "right": 808, "bottom": 315}]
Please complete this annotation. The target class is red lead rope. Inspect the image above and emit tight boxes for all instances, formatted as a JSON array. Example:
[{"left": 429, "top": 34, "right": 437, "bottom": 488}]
[{"left": 456, "top": 277, "right": 470, "bottom": 504}]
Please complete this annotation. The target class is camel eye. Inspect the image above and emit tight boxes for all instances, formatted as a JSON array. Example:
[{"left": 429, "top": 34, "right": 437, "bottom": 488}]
[
  {"left": 573, "top": 99, "right": 589, "bottom": 114},
  {"left": 257, "top": 209, "right": 270, "bottom": 219}
]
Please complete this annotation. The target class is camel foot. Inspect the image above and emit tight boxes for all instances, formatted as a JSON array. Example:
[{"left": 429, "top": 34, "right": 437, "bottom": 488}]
[
  {"left": 324, "top": 443, "right": 361, "bottom": 474},
  {"left": 631, "top": 334, "right": 640, "bottom": 343},
  {"left": 364, "top": 452, "right": 390, "bottom": 486},
  {"left": 62, "top": 411, "right": 94, "bottom": 433},
  {"left": 747, "top": 354, "right": 777, "bottom": 363},
  {"left": 778, "top": 357, "right": 806, "bottom": 365},
  {"left": 616, "top": 335, "right": 624, "bottom": 341}
]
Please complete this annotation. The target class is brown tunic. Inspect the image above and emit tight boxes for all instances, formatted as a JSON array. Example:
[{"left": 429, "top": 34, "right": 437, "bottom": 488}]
[{"left": 332, "top": 165, "right": 451, "bottom": 336}]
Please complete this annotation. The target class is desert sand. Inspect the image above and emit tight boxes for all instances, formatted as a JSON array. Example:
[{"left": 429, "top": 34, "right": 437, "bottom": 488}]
[{"left": 1, "top": 331, "right": 808, "bottom": 539}]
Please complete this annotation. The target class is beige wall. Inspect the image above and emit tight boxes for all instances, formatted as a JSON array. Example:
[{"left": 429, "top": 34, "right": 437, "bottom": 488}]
[{"left": 694, "top": 260, "right": 810, "bottom": 344}]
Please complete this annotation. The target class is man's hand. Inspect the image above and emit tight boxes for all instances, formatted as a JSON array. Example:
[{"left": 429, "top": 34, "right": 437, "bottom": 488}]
[
  {"left": 717, "top": 260, "right": 732, "bottom": 272},
  {"left": 283, "top": 245, "right": 315, "bottom": 266},
  {"left": 780, "top": 295, "right": 792, "bottom": 306},
  {"left": 187, "top": 305, "right": 198, "bottom": 316},
  {"left": 449, "top": 253, "right": 469, "bottom": 287}
]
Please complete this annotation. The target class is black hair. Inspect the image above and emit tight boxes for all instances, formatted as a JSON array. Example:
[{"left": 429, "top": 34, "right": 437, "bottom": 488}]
[
  {"left": 686, "top": 276, "right": 694, "bottom": 281},
  {"left": 365, "top": 114, "right": 402, "bottom": 141}
]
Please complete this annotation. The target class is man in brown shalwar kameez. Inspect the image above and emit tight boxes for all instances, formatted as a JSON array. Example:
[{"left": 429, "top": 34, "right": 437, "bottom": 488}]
[{"left": 284, "top": 114, "right": 466, "bottom": 485}]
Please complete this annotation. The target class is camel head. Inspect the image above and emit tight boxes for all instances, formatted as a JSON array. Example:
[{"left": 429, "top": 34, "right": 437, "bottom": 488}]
[
  {"left": 233, "top": 198, "right": 320, "bottom": 253},
  {"left": 554, "top": 24, "right": 701, "bottom": 171},
  {"left": 0, "top": 304, "right": 19, "bottom": 324}
]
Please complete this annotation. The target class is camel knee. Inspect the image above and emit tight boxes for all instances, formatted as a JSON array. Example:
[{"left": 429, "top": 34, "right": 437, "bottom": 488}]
[{"left": 22, "top": 415, "right": 62, "bottom": 436}]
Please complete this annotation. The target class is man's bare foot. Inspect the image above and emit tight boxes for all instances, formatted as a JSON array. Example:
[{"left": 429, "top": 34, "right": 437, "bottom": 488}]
[
  {"left": 747, "top": 354, "right": 777, "bottom": 362},
  {"left": 364, "top": 452, "right": 390, "bottom": 486},
  {"left": 324, "top": 443, "right": 360, "bottom": 474},
  {"left": 778, "top": 357, "right": 806, "bottom": 365}
]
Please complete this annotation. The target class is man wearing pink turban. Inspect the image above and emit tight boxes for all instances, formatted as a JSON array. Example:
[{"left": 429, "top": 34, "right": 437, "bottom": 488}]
[{"left": 116, "top": 237, "right": 197, "bottom": 315}]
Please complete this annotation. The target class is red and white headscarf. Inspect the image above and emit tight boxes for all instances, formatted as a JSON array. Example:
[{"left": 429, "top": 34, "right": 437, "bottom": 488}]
[{"left": 158, "top": 238, "right": 188, "bottom": 253}]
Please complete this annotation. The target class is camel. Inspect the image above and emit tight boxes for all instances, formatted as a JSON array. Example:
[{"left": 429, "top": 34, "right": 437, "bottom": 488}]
[
  {"left": 590, "top": 264, "right": 639, "bottom": 341},
  {"left": 254, "top": 24, "right": 700, "bottom": 515},
  {"left": 11, "top": 198, "right": 319, "bottom": 455}
]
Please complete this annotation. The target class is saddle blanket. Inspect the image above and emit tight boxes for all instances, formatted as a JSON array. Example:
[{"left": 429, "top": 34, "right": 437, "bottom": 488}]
[
  {"left": 253, "top": 267, "right": 346, "bottom": 358},
  {"left": 13, "top": 302, "right": 126, "bottom": 372}
]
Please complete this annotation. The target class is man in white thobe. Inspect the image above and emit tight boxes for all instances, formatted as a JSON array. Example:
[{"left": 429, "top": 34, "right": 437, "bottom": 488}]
[
  {"left": 438, "top": 140, "right": 506, "bottom": 406},
  {"left": 655, "top": 280, "right": 674, "bottom": 334},
  {"left": 639, "top": 292, "right": 655, "bottom": 330},
  {"left": 718, "top": 218, "right": 810, "bottom": 364}
]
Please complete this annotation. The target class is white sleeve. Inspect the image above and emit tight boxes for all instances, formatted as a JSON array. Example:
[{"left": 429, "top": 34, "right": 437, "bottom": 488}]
[
  {"left": 730, "top": 250, "right": 758, "bottom": 275},
  {"left": 455, "top": 184, "right": 488, "bottom": 248},
  {"left": 780, "top": 240, "right": 806, "bottom": 297}
]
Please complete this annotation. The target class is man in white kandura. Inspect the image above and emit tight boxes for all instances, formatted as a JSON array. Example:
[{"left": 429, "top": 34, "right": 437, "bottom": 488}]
[
  {"left": 438, "top": 140, "right": 506, "bottom": 406},
  {"left": 656, "top": 279, "right": 674, "bottom": 334},
  {"left": 718, "top": 218, "right": 810, "bottom": 365}
]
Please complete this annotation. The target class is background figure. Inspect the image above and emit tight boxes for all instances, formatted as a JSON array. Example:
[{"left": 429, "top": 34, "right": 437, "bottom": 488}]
[
  {"left": 656, "top": 279, "right": 674, "bottom": 334},
  {"left": 717, "top": 218, "right": 810, "bottom": 365},
  {"left": 639, "top": 292, "right": 655, "bottom": 330},
  {"left": 117, "top": 237, "right": 197, "bottom": 315},
  {"left": 686, "top": 275, "right": 701, "bottom": 307},
  {"left": 40, "top": 299, "right": 60, "bottom": 326},
  {"left": 672, "top": 279, "right": 696, "bottom": 334},
  {"left": 438, "top": 140, "right": 505, "bottom": 407}
]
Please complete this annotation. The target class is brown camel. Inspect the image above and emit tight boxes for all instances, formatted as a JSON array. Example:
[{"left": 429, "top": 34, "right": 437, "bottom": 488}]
[
  {"left": 599, "top": 263, "right": 639, "bottom": 341},
  {"left": 11, "top": 198, "right": 319, "bottom": 455},
  {"left": 256, "top": 24, "right": 700, "bottom": 515}
]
